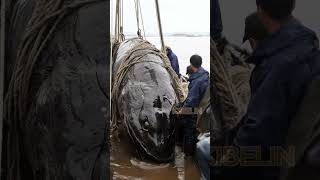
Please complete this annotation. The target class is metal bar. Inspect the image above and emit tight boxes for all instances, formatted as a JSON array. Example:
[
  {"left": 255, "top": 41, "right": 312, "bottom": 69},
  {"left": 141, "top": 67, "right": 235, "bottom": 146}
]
[
  {"left": 154, "top": 0, "right": 165, "bottom": 52},
  {"left": 0, "top": 0, "right": 6, "bottom": 178}
]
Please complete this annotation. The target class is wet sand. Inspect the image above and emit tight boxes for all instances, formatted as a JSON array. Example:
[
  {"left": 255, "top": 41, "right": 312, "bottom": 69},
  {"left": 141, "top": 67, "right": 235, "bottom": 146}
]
[{"left": 111, "top": 134, "right": 201, "bottom": 180}]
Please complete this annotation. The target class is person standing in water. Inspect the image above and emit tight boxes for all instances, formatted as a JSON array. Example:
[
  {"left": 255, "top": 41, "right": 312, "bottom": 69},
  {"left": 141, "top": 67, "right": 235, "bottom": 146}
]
[
  {"left": 166, "top": 46, "right": 180, "bottom": 77},
  {"left": 182, "top": 55, "right": 209, "bottom": 156}
]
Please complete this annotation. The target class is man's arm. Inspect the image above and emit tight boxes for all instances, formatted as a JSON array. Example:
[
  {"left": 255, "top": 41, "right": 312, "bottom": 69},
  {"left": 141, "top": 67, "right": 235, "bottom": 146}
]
[{"left": 185, "top": 82, "right": 201, "bottom": 108}]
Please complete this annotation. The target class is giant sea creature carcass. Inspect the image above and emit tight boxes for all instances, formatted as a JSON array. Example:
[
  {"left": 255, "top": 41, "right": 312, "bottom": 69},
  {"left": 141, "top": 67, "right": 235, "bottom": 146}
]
[{"left": 112, "top": 38, "right": 183, "bottom": 162}]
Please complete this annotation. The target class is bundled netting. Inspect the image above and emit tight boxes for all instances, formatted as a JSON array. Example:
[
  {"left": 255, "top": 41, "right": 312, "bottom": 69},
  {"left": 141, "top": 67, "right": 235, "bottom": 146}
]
[
  {"left": 210, "top": 38, "right": 243, "bottom": 130},
  {"left": 111, "top": 39, "right": 185, "bottom": 137},
  {"left": 222, "top": 44, "right": 252, "bottom": 117},
  {"left": 4, "top": 0, "right": 103, "bottom": 179}
]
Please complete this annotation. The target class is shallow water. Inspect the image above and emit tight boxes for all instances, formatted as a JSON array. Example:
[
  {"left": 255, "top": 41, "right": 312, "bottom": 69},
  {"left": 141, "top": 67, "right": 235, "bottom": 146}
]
[
  {"left": 111, "top": 36, "right": 206, "bottom": 180},
  {"left": 111, "top": 134, "right": 201, "bottom": 180}
]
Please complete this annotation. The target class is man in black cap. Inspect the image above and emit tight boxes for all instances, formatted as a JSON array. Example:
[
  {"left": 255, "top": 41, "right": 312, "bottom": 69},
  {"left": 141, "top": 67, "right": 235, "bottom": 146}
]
[
  {"left": 185, "top": 55, "right": 209, "bottom": 108},
  {"left": 181, "top": 55, "right": 209, "bottom": 155},
  {"left": 243, "top": 12, "right": 269, "bottom": 50}
]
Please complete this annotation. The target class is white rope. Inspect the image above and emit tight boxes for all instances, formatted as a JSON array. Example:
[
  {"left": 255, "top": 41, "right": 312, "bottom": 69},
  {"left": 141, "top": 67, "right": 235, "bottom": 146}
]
[
  {"left": 137, "top": 0, "right": 146, "bottom": 39},
  {"left": 155, "top": 0, "right": 165, "bottom": 52},
  {"left": 133, "top": 0, "right": 146, "bottom": 39},
  {"left": 114, "top": 0, "right": 125, "bottom": 42},
  {"left": 134, "top": 0, "right": 140, "bottom": 37}
]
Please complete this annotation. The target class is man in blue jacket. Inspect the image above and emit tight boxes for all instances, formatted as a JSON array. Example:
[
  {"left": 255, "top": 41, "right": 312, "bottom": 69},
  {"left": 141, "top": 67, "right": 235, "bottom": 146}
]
[
  {"left": 216, "top": 0, "right": 320, "bottom": 179},
  {"left": 185, "top": 55, "right": 209, "bottom": 107},
  {"left": 166, "top": 46, "right": 180, "bottom": 77},
  {"left": 183, "top": 55, "right": 209, "bottom": 155}
]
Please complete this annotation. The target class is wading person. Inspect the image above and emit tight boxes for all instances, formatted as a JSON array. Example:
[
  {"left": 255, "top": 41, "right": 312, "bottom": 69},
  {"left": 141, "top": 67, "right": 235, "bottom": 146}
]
[
  {"left": 215, "top": 0, "right": 320, "bottom": 180},
  {"left": 181, "top": 55, "right": 209, "bottom": 156},
  {"left": 166, "top": 46, "right": 180, "bottom": 77}
]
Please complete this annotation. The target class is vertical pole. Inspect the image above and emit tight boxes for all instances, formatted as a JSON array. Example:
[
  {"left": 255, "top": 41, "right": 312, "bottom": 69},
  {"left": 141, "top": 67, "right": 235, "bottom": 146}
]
[
  {"left": 154, "top": 0, "right": 165, "bottom": 52},
  {"left": 0, "top": 0, "right": 6, "bottom": 178},
  {"left": 114, "top": 0, "right": 119, "bottom": 41}
]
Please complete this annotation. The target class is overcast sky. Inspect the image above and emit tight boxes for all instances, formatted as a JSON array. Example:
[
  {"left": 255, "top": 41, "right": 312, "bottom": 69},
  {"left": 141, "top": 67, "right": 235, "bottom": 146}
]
[{"left": 110, "top": 0, "right": 210, "bottom": 35}]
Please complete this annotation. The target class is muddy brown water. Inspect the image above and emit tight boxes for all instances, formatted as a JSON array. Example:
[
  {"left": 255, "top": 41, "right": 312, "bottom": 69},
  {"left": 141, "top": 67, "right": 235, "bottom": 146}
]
[{"left": 111, "top": 133, "right": 201, "bottom": 180}]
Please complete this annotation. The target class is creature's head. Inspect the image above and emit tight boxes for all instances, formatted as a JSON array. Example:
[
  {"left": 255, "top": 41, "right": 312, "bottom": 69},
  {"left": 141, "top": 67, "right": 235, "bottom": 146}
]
[{"left": 117, "top": 52, "right": 177, "bottom": 162}]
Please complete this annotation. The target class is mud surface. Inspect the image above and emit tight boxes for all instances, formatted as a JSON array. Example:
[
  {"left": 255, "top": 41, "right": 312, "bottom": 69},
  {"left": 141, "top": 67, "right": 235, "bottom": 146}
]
[{"left": 111, "top": 135, "right": 201, "bottom": 180}]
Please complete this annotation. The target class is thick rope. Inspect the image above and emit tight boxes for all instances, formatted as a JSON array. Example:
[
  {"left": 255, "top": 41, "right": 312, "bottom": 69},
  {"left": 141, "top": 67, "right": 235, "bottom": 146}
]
[
  {"left": 154, "top": 0, "right": 165, "bottom": 51},
  {"left": 211, "top": 38, "right": 242, "bottom": 130},
  {"left": 111, "top": 39, "right": 185, "bottom": 137},
  {"left": 114, "top": 0, "right": 124, "bottom": 42},
  {"left": 134, "top": 0, "right": 141, "bottom": 38},
  {"left": 4, "top": 0, "right": 102, "bottom": 179},
  {"left": 137, "top": 0, "right": 146, "bottom": 39},
  {"left": 223, "top": 44, "right": 251, "bottom": 116},
  {"left": 133, "top": 0, "right": 146, "bottom": 39}
]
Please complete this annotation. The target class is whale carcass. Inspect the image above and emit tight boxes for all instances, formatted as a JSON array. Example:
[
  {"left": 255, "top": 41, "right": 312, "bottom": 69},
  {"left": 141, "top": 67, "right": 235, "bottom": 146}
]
[{"left": 112, "top": 38, "right": 184, "bottom": 162}]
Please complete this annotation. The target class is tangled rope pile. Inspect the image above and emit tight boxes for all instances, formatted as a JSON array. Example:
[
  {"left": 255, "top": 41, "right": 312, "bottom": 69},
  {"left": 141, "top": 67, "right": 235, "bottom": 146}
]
[
  {"left": 222, "top": 44, "right": 252, "bottom": 117},
  {"left": 211, "top": 38, "right": 242, "bottom": 130},
  {"left": 4, "top": 0, "right": 102, "bottom": 178},
  {"left": 111, "top": 39, "right": 185, "bottom": 136}
]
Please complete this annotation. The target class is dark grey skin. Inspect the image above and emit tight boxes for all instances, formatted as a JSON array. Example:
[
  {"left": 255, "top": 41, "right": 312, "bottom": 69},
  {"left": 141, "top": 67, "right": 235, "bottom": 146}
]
[
  {"left": 113, "top": 38, "right": 178, "bottom": 162},
  {"left": 4, "top": 0, "right": 109, "bottom": 179}
]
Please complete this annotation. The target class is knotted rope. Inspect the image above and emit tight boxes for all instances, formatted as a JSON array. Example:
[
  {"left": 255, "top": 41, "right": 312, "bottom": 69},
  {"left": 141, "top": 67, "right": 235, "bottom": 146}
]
[{"left": 211, "top": 38, "right": 242, "bottom": 130}]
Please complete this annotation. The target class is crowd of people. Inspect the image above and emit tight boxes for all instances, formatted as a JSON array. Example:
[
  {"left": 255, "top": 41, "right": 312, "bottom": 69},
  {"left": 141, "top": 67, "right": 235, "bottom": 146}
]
[
  {"left": 165, "top": 35, "right": 210, "bottom": 179},
  {"left": 167, "top": 0, "right": 320, "bottom": 180}
]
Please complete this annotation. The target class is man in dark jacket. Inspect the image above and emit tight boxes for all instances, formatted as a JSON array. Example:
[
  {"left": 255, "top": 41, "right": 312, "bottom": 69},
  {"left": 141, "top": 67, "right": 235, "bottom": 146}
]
[
  {"left": 185, "top": 55, "right": 209, "bottom": 108},
  {"left": 217, "top": 0, "right": 320, "bottom": 180},
  {"left": 182, "top": 55, "right": 209, "bottom": 155},
  {"left": 166, "top": 46, "right": 180, "bottom": 77}
]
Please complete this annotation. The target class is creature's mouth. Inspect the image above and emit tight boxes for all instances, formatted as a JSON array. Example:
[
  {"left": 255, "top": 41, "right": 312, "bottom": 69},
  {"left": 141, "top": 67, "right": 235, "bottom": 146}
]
[{"left": 124, "top": 117, "right": 175, "bottom": 163}]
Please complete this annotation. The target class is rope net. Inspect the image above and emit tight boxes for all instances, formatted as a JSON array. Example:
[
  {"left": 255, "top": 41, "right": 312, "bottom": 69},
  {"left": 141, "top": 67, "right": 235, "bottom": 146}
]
[
  {"left": 211, "top": 38, "right": 243, "bottom": 130},
  {"left": 4, "top": 0, "right": 101, "bottom": 179}
]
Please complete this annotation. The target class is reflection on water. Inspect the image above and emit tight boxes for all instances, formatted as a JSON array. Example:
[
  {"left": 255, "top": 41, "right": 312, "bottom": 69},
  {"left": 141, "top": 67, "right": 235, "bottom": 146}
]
[{"left": 111, "top": 133, "right": 201, "bottom": 180}]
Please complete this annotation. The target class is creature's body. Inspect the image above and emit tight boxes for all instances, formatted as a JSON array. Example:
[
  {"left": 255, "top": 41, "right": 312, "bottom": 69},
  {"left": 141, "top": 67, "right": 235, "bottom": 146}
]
[{"left": 113, "top": 38, "right": 178, "bottom": 162}]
